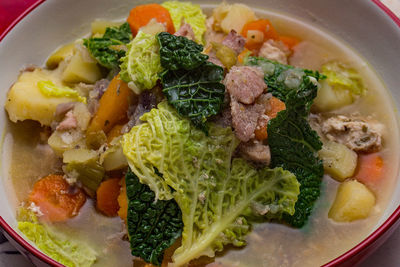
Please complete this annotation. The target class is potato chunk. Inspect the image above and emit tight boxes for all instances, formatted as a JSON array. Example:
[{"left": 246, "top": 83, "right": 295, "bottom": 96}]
[
  {"left": 329, "top": 180, "right": 376, "bottom": 222},
  {"left": 62, "top": 50, "right": 102, "bottom": 84},
  {"left": 46, "top": 42, "right": 75, "bottom": 69},
  {"left": 319, "top": 141, "right": 358, "bottom": 181},
  {"left": 213, "top": 3, "right": 256, "bottom": 34},
  {"left": 5, "top": 69, "right": 78, "bottom": 126},
  {"left": 313, "top": 80, "right": 353, "bottom": 112},
  {"left": 91, "top": 20, "right": 122, "bottom": 36}
]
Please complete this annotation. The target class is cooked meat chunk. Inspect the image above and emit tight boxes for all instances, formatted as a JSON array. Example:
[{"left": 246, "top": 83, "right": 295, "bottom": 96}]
[
  {"left": 174, "top": 23, "right": 196, "bottom": 41},
  {"left": 56, "top": 110, "right": 78, "bottom": 131},
  {"left": 88, "top": 79, "right": 110, "bottom": 114},
  {"left": 224, "top": 66, "right": 267, "bottom": 104},
  {"left": 222, "top": 30, "right": 246, "bottom": 54},
  {"left": 230, "top": 94, "right": 269, "bottom": 142},
  {"left": 258, "top": 40, "right": 290, "bottom": 65},
  {"left": 55, "top": 102, "right": 76, "bottom": 118},
  {"left": 321, "top": 115, "right": 383, "bottom": 152},
  {"left": 240, "top": 141, "right": 271, "bottom": 165}
]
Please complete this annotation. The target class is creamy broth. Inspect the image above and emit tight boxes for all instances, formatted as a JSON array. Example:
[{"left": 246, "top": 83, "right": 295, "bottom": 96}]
[{"left": 4, "top": 6, "right": 400, "bottom": 267}]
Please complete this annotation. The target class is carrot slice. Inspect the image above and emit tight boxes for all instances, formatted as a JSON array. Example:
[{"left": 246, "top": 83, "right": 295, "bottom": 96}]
[
  {"left": 241, "top": 19, "right": 279, "bottom": 51},
  {"left": 96, "top": 178, "right": 122, "bottom": 217},
  {"left": 254, "top": 96, "right": 286, "bottom": 141},
  {"left": 28, "top": 174, "right": 86, "bottom": 222},
  {"left": 127, "top": 4, "right": 175, "bottom": 36},
  {"left": 107, "top": 124, "right": 125, "bottom": 144},
  {"left": 354, "top": 153, "right": 384, "bottom": 186},
  {"left": 87, "top": 74, "right": 131, "bottom": 135},
  {"left": 279, "top": 35, "right": 300, "bottom": 50},
  {"left": 117, "top": 178, "right": 128, "bottom": 223}
]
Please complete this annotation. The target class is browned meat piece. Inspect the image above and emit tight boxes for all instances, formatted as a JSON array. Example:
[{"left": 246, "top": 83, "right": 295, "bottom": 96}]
[
  {"left": 240, "top": 141, "right": 271, "bottom": 165},
  {"left": 230, "top": 94, "right": 269, "bottom": 142},
  {"left": 56, "top": 110, "right": 78, "bottom": 131},
  {"left": 321, "top": 115, "right": 383, "bottom": 152},
  {"left": 222, "top": 30, "right": 246, "bottom": 54},
  {"left": 224, "top": 66, "right": 267, "bottom": 104},
  {"left": 258, "top": 40, "right": 290, "bottom": 64},
  {"left": 174, "top": 23, "right": 196, "bottom": 41},
  {"left": 88, "top": 79, "right": 110, "bottom": 114}
]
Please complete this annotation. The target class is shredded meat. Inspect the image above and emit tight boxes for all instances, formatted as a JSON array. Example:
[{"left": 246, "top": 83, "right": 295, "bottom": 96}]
[
  {"left": 258, "top": 40, "right": 290, "bottom": 65},
  {"left": 240, "top": 141, "right": 271, "bottom": 165},
  {"left": 88, "top": 79, "right": 110, "bottom": 114},
  {"left": 224, "top": 66, "right": 267, "bottom": 104},
  {"left": 56, "top": 110, "right": 78, "bottom": 131},
  {"left": 321, "top": 115, "right": 383, "bottom": 152},
  {"left": 174, "top": 23, "right": 196, "bottom": 41},
  {"left": 222, "top": 30, "right": 246, "bottom": 54},
  {"left": 230, "top": 94, "right": 269, "bottom": 142}
]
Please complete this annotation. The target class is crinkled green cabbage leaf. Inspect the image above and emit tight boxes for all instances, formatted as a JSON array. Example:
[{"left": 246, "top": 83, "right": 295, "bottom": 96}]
[
  {"left": 321, "top": 61, "right": 365, "bottom": 95},
  {"left": 122, "top": 102, "right": 300, "bottom": 266},
  {"left": 162, "top": 1, "right": 207, "bottom": 44},
  {"left": 120, "top": 31, "right": 163, "bottom": 94},
  {"left": 18, "top": 219, "right": 97, "bottom": 267}
]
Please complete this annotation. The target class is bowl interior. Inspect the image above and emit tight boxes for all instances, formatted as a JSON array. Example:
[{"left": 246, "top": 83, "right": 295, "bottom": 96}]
[{"left": 1, "top": 0, "right": 400, "bottom": 265}]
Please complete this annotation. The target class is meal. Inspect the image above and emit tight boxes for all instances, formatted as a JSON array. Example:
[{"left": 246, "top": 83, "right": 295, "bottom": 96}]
[{"left": 3, "top": 1, "right": 399, "bottom": 266}]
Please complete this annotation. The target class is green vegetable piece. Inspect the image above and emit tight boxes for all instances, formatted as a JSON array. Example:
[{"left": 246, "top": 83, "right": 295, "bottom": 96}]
[
  {"left": 84, "top": 22, "right": 132, "bottom": 69},
  {"left": 157, "top": 32, "right": 208, "bottom": 70},
  {"left": 122, "top": 102, "right": 300, "bottom": 266},
  {"left": 63, "top": 148, "right": 105, "bottom": 193},
  {"left": 322, "top": 61, "right": 365, "bottom": 95},
  {"left": 126, "top": 169, "right": 183, "bottom": 266},
  {"left": 161, "top": 1, "right": 207, "bottom": 44},
  {"left": 18, "top": 211, "right": 97, "bottom": 267},
  {"left": 120, "top": 31, "right": 163, "bottom": 94}
]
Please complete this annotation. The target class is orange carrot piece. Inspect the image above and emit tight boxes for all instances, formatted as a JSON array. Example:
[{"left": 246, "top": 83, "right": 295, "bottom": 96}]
[
  {"left": 117, "top": 178, "right": 128, "bottom": 223},
  {"left": 241, "top": 19, "right": 279, "bottom": 51},
  {"left": 127, "top": 4, "right": 175, "bottom": 36},
  {"left": 28, "top": 174, "right": 86, "bottom": 222},
  {"left": 87, "top": 74, "right": 131, "bottom": 135},
  {"left": 96, "top": 178, "right": 122, "bottom": 217},
  {"left": 354, "top": 154, "right": 384, "bottom": 186},
  {"left": 107, "top": 124, "right": 125, "bottom": 144},
  {"left": 254, "top": 96, "right": 286, "bottom": 141},
  {"left": 279, "top": 35, "right": 300, "bottom": 50}
]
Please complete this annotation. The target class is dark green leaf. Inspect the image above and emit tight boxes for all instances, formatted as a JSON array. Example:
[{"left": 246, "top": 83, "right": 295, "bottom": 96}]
[
  {"left": 83, "top": 22, "right": 132, "bottom": 70},
  {"left": 157, "top": 32, "right": 209, "bottom": 70},
  {"left": 126, "top": 169, "right": 183, "bottom": 266}
]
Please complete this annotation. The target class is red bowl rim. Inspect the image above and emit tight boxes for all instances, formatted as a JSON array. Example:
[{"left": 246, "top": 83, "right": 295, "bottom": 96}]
[{"left": 1, "top": 1, "right": 400, "bottom": 266}]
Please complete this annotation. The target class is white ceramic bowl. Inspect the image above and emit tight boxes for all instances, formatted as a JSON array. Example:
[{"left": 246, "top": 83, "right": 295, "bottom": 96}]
[{"left": 1, "top": 0, "right": 400, "bottom": 266}]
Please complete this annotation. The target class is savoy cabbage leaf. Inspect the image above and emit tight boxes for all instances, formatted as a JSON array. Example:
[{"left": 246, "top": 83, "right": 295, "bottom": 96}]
[
  {"left": 122, "top": 102, "right": 300, "bottom": 266},
  {"left": 84, "top": 22, "right": 131, "bottom": 69},
  {"left": 125, "top": 169, "right": 183, "bottom": 266}
]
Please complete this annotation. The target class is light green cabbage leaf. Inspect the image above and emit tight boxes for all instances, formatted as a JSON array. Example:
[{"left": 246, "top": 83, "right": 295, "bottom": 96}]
[
  {"left": 18, "top": 220, "right": 97, "bottom": 267},
  {"left": 322, "top": 61, "right": 365, "bottom": 95},
  {"left": 119, "top": 31, "right": 162, "bottom": 94},
  {"left": 122, "top": 102, "right": 300, "bottom": 266},
  {"left": 162, "top": 1, "right": 207, "bottom": 44},
  {"left": 38, "top": 80, "right": 86, "bottom": 103}
]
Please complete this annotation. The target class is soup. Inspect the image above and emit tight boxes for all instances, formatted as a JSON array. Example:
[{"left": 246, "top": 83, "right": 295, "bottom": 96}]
[{"left": 2, "top": 2, "right": 399, "bottom": 267}]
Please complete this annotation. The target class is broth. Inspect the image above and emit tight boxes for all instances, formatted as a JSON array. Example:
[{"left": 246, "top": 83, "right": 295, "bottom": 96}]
[{"left": 3, "top": 6, "right": 399, "bottom": 267}]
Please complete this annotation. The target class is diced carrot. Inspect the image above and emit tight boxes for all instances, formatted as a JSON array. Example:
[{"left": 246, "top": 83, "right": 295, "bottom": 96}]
[
  {"left": 117, "top": 178, "right": 128, "bottom": 223},
  {"left": 28, "top": 174, "right": 86, "bottom": 222},
  {"left": 254, "top": 96, "right": 286, "bottom": 141},
  {"left": 237, "top": 48, "right": 251, "bottom": 64},
  {"left": 87, "top": 74, "right": 131, "bottom": 135},
  {"left": 354, "top": 153, "right": 384, "bottom": 186},
  {"left": 96, "top": 178, "right": 122, "bottom": 217},
  {"left": 241, "top": 19, "right": 279, "bottom": 51},
  {"left": 279, "top": 35, "right": 300, "bottom": 50},
  {"left": 127, "top": 4, "right": 175, "bottom": 36},
  {"left": 107, "top": 124, "right": 125, "bottom": 144}
]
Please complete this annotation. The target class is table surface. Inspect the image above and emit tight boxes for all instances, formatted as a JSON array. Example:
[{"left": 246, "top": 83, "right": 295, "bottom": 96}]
[{"left": 1, "top": 0, "right": 400, "bottom": 266}]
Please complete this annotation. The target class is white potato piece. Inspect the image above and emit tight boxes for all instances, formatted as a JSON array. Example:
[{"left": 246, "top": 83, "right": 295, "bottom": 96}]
[
  {"left": 91, "top": 20, "right": 122, "bottom": 35},
  {"left": 329, "top": 180, "right": 376, "bottom": 222},
  {"left": 213, "top": 3, "right": 256, "bottom": 34},
  {"left": 5, "top": 69, "right": 78, "bottom": 126},
  {"left": 319, "top": 141, "right": 358, "bottom": 181},
  {"left": 62, "top": 50, "right": 102, "bottom": 84},
  {"left": 46, "top": 42, "right": 75, "bottom": 69},
  {"left": 313, "top": 80, "right": 354, "bottom": 112}
]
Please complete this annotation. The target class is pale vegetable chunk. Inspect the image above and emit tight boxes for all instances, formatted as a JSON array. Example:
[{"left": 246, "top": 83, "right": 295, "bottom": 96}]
[
  {"left": 5, "top": 69, "right": 79, "bottom": 126},
  {"left": 329, "top": 180, "right": 376, "bottom": 222},
  {"left": 91, "top": 20, "right": 122, "bottom": 35},
  {"left": 46, "top": 42, "right": 75, "bottom": 69},
  {"left": 48, "top": 129, "right": 85, "bottom": 156},
  {"left": 62, "top": 50, "right": 102, "bottom": 84},
  {"left": 213, "top": 3, "right": 256, "bottom": 34},
  {"left": 313, "top": 80, "right": 353, "bottom": 112},
  {"left": 319, "top": 141, "right": 358, "bottom": 181}
]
